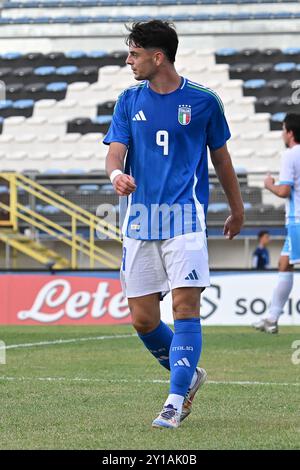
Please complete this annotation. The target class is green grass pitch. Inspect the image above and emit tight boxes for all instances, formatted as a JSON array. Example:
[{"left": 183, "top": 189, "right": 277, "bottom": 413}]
[{"left": 0, "top": 325, "right": 299, "bottom": 450}]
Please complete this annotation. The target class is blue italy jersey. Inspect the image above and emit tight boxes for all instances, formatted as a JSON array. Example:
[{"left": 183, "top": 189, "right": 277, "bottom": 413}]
[{"left": 103, "top": 77, "right": 231, "bottom": 240}]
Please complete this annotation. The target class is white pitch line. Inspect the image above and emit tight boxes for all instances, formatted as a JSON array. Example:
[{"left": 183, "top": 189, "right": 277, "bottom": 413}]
[
  {"left": 0, "top": 376, "right": 299, "bottom": 387},
  {"left": 0, "top": 334, "right": 137, "bottom": 351}
]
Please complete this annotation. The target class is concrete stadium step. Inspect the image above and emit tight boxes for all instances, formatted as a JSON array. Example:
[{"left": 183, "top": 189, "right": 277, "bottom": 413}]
[{"left": 0, "top": 229, "right": 71, "bottom": 269}]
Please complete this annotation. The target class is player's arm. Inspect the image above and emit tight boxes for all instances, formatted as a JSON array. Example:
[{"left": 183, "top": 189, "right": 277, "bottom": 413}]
[
  {"left": 264, "top": 174, "right": 291, "bottom": 198},
  {"left": 105, "top": 142, "right": 136, "bottom": 196},
  {"left": 210, "top": 144, "right": 244, "bottom": 240}
]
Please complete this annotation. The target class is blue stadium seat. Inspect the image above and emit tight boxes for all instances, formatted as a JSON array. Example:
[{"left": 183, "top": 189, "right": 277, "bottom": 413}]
[
  {"left": 56, "top": 65, "right": 78, "bottom": 75},
  {"left": 274, "top": 62, "right": 297, "bottom": 80},
  {"left": 1, "top": 52, "right": 22, "bottom": 61},
  {"left": 208, "top": 203, "right": 229, "bottom": 213},
  {"left": 65, "top": 50, "right": 87, "bottom": 59},
  {"left": 65, "top": 168, "right": 86, "bottom": 175},
  {"left": 41, "top": 205, "right": 61, "bottom": 215},
  {"left": 282, "top": 47, "right": 300, "bottom": 63},
  {"left": 42, "top": 169, "right": 64, "bottom": 175},
  {"left": 0, "top": 185, "right": 9, "bottom": 194},
  {"left": 0, "top": 100, "right": 13, "bottom": 109},
  {"left": 93, "top": 115, "right": 113, "bottom": 125},
  {"left": 274, "top": 62, "right": 296, "bottom": 72},
  {"left": 13, "top": 99, "right": 34, "bottom": 113},
  {"left": 34, "top": 66, "right": 56, "bottom": 75},
  {"left": 243, "top": 79, "right": 266, "bottom": 98},
  {"left": 78, "top": 184, "right": 100, "bottom": 192},
  {"left": 46, "top": 81, "right": 68, "bottom": 100},
  {"left": 46, "top": 82, "right": 68, "bottom": 92},
  {"left": 87, "top": 50, "right": 108, "bottom": 58},
  {"left": 215, "top": 48, "right": 238, "bottom": 65}
]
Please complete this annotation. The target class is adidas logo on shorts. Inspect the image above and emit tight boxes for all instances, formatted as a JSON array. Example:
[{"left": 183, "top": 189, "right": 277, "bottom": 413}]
[{"left": 185, "top": 269, "right": 200, "bottom": 280}]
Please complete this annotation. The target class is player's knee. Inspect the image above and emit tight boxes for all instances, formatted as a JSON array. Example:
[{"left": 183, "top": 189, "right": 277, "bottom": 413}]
[
  {"left": 132, "top": 316, "right": 158, "bottom": 335},
  {"left": 172, "top": 298, "right": 200, "bottom": 319}
]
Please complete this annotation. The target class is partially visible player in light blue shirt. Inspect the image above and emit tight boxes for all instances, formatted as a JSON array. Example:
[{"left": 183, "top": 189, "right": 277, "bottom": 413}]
[{"left": 253, "top": 113, "right": 300, "bottom": 334}]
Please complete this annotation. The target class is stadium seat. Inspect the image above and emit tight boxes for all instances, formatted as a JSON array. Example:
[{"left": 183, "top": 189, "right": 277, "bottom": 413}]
[
  {"left": 215, "top": 48, "right": 239, "bottom": 65},
  {"left": 2, "top": 116, "right": 26, "bottom": 135},
  {"left": 6, "top": 83, "right": 24, "bottom": 101},
  {"left": 44, "top": 52, "right": 65, "bottom": 67},
  {"left": 97, "top": 100, "right": 115, "bottom": 115},
  {"left": 99, "top": 66, "right": 122, "bottom": 86},
  {"left": 56, "top": 133, "right": 81, "bottom": 153},
  {"left": 250, "top": 63, "right": 273, "bottom": 81},
  {"left": 243, "top": 79, "right": 266, "bottom": 98},
  {"left": 255, "top": 96, "right": 278, "bottom": 114},
  {"left": 12, "top": 67, "right": 34, "bottom": 85},
  {"left": 279, "top": 95, "right": 299, "bottom": 113},
  {"left": 273, "top": 62, "right": 297, "bottom": 80},
  {"left": 77, "top": 66, "right": 98, "bottom": 84},
  {"left": 229, "top": 63, "right": 251, "bottom": 81},
  {"left": 265, "top": 79, "right": 290, "bottom": 99},
  {"left": 46, "top": 81, "right": 68, "bottom": 100},
  {"left": 0, "top": 100, "right": 13, "bottom": 118},
  {"left": 67, "top": 117, "right": 93, "bottom": 134},
  {"left": 0, "top": 67, "right": 12, "bottom": 81},
  {"left": 260, "top": 48, "right": 282, "bottom": 64},
  {"left": 20, "top": 116, "right": 47, "bottom": 136},
  {"left": 12, "top": 99, "right": 34, "bottom": 118},
  {"left": 56, "top": 65, "right": 78, "bottom": 83},
  {"left": 282, "top": 47, "right": 300, "bottom": 63},
  {"left": 33, "top": 66, "right": 57, "bottom": 85},
  {"left": 270, "top": 112, "right": 286, "bottom": 131},
  {"left": 33, "top": 99, "right": 57, "bottom": 118},
  {"left": 23, "top": 52, "right": 45, "bottom": 68},
  {"left": 24, "top": 82, "right": 46, "bottom": 101}
]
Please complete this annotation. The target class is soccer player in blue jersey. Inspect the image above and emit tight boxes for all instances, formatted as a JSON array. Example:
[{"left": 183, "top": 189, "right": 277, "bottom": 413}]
[
  {"left": 104, "top": 20, "right": 244, "bottom": 429},
  {"left": 253, "top": 113, "right": 300, "bottom": 334},
  {"left": 252, "top": 230, "right": 270, "bottom": 270}
]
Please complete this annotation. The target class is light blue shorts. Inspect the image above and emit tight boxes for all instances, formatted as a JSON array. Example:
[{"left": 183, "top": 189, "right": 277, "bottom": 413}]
[{"left": 281, "top": 223, "right": 300, "bottom": 264}]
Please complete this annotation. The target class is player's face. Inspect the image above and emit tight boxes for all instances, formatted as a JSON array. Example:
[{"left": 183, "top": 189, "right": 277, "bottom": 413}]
[
  {"left": 126, "top": 45, "right": 159, "bottom": 81},
  {"left": 260, "top": 234, "right": 270, "bottom": 246}
]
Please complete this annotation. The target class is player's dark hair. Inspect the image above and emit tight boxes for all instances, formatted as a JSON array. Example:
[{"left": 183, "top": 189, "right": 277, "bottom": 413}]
[
  {"left": 125, "top": 20, "right": 178, "bottom": 64},
  {"left": 258, "top": 230, "right": 269, "bottom": 240},
  {"left": 283, "top": 113, "right": 300, "bottom": 143}
]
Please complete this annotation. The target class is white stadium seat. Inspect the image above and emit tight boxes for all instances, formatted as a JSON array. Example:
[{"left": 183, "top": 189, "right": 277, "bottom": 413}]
[
  {"left": 33, "top": 99, "right": 57, "bottom": 118},
  {"left": 2, "top": 116, "right": 26, "bottom": 135}
]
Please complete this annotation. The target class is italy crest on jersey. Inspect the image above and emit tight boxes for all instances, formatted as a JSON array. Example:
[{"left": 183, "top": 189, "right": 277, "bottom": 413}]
[{"left": 178, "top": 105, "right": 191, "bottom": 125}]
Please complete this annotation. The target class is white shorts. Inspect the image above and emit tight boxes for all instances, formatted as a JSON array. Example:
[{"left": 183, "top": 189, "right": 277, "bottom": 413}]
[{"left": 120, "top": 232, "right": 210, "bottom": 298}]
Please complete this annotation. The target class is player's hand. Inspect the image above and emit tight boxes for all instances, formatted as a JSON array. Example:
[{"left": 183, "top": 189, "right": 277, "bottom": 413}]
[
  {"left": 113, "top": 174, "right": 137, "bottom": 196},
  {"left": 264, "top": 173, "right": 275, "bottom": 189},
  {"left": 223, "top": 213, "right": 244, "bottom": 240}
]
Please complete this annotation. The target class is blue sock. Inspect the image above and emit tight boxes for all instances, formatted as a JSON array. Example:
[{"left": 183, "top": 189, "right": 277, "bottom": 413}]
[
  {"left": 169, "top": 318, "right": 202, "bottom": 397},
  {"left": 138, "top": 321, "right": 174, "bottom": 370}
]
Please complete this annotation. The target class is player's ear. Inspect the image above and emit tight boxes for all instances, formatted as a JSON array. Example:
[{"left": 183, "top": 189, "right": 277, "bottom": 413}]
[{"left": 154, "top": 51, "right": 164, "bottom": 66}]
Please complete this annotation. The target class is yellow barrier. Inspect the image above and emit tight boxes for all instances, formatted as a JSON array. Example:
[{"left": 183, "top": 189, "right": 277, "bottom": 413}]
[{"left": 0, "top": 172, "right": 122, "bottom": 269}]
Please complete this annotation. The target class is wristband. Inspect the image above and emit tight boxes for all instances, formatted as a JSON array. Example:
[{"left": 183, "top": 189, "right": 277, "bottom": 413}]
[{"left": 110, "top": 169, "right": 123, "bottom": 184}]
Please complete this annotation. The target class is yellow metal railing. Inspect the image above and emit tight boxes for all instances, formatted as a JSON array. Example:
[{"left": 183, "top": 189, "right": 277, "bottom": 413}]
[{"left": 0, "top": 172, "right": 122, "bottom": 269}]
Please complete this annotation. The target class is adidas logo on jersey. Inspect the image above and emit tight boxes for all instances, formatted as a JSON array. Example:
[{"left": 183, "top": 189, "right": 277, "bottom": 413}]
[
  {"left": 174, "top": 357, "right": 191, "bottom": 367},
  {"left": 185, "top": 269, "right": 200, "bottom": 281},
  {"left": 132, "top": 110, "right": 147, "bottom": 121}
]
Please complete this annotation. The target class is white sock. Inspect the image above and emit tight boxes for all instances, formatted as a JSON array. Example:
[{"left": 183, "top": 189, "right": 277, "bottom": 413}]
[
  {"left": 267, "top": 272, "right": 293, "bottom": 323},
  {"left": 164, "top": 394, "right": 184, "bottom": 414},
  {"left": 189, "top": 370, "right": 198, "bottom": 389}
]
